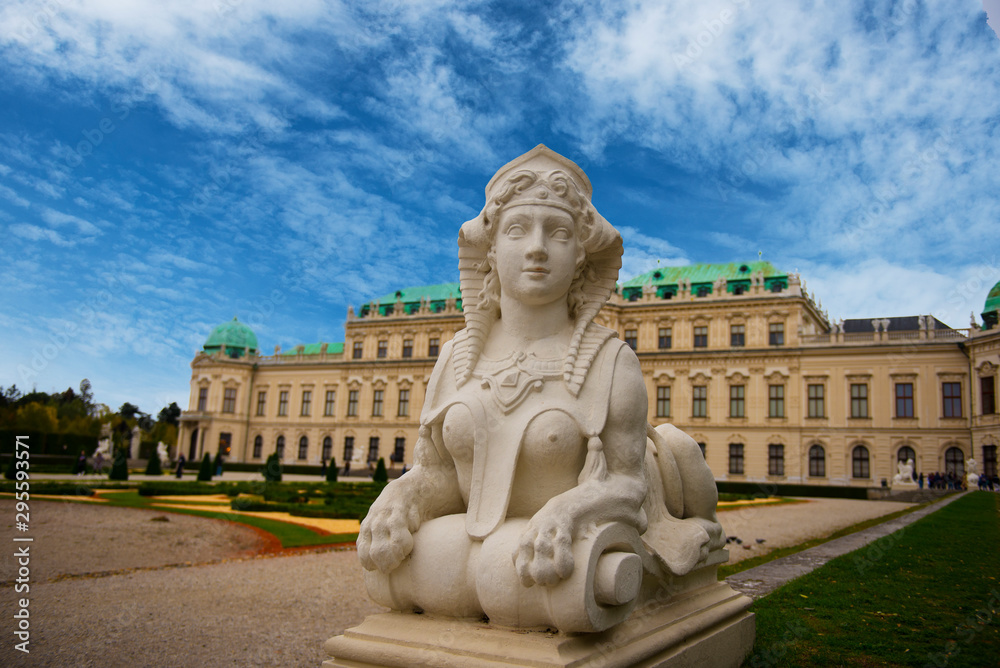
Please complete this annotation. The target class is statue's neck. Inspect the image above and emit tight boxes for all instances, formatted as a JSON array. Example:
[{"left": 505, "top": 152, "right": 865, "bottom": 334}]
[{"left": 489, "top": 296, "right": 574, "bottom": 358}]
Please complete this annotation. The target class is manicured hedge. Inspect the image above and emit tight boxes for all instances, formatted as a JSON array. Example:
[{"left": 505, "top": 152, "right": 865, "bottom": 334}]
[{"left": 715, "top": 481, "right": 870, "bottom": 500}]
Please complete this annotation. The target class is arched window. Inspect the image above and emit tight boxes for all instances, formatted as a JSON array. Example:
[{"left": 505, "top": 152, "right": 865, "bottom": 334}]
[
  {"left": 322, "top": 436, "right": 332, "bottom": 462},
  {"left": 852, "top": 445, "right": 870, "bottom": 479},
  {"left": 298, "top": 435, "right": 309, "bottom": 460},
  {"left": 276, "top": 435, "right": 285, "bottom": 458},
  {"left": 897, "top": 445, "right": 915, "bottom": 465},
  {"left": 809, "top": 444, "right": 826, "bottom": 477},
  {"left": 252, "top": 435, "right": 263, "bottom": 459},
  {"left": 944, "top": 447, "right": 965, "bottom": 476}
]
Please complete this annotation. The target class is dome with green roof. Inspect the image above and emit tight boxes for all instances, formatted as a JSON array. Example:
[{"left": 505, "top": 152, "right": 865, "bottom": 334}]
[
  {"left": 203, "top": 317, "right": 258, "bottom": 358},
  {"left": 983, "top": 280, "right": 1000, "bottom": 329}
]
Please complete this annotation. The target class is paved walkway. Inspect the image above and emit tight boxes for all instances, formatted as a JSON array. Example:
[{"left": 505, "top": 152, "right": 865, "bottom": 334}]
[{"left": 726, "top": 492, "right": 966, "bottom": 599}]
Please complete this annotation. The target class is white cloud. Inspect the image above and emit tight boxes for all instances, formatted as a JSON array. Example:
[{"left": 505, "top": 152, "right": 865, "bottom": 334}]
[
  {"left": 40, "top": 207, "right": 102, "bottom": 236},
  {"left": 10, "top": 223, "right": 74, "bottom": 246}
]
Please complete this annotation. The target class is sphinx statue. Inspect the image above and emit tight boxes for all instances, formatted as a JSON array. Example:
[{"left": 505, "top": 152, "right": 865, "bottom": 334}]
[
  {"left": 326, "top": 146, "right": 752, "bottom": 667},
  {"left": 892, "top": 458, "right": 917, "bottom": 486}
]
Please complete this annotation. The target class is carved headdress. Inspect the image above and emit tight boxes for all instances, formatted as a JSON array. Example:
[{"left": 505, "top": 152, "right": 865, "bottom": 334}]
[{"left": 455, "top": 145, "right": 623, "bottom": 395}]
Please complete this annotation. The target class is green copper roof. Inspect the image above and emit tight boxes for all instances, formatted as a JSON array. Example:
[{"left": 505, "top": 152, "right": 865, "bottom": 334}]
[
  {"left": 280, "top": 342, "right": 344, "bottom": 356},
  {"left": 203, "top": 317, "right": 258, "bottom": 358},
  {"left": 362, "top": 281, "right": 463, "bottom": 316},
  {"left": 985, "top": 280, "right": 1000, "bottom": 315},
  {"left": 622, "top": 261, "right": 784, "bottom": 287}
]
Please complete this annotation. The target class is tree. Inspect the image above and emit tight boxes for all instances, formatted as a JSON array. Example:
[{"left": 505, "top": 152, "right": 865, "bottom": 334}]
[
  {"left": 145, "top": 451, "right": 163, "bottom": 476},
  {"left": 79, "top": 379, "right": 94, "bottom": 413},
  {"left": 109, "top": 449, "right": 129, "bottom": 481},
  {"left": 263, "top": 452, "right": 282, "bottom": 482},
  {"left": 197, "top": 453, "right": 213, "bottom": 481},
  {"left": 156, "top": 402, "right": 181, "bottom": 428},
  {"left": 119, "top": 402, "right": 141, "bottom": 422},
  {"left": 16, "top": 403, "right": 57, "bottom": 433},
  {"left": 326, "top": 457, "right": 338, "bottom": 483},
  {"left": 373, "top": 457, "right": 388, "bottom": 483}
]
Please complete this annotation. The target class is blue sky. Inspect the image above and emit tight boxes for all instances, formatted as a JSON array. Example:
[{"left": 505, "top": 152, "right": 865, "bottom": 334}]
[{"left": 1, "top": 0, "right": 999, "bottom": 415}]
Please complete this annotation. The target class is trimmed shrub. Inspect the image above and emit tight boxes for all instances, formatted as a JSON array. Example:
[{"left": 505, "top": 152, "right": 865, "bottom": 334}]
[
  {"left": 326, "top": 457, "right": 338, "bottom": 483},
  {"left": 263, "top": 452, "right": 282, "bottom": 482},
  {"left": 145, "top": 453, "right": 163, "bottom": 476},
  {"left": 197, "top": 453, "right": 213, "bottom": 481},
  {"left": 109, "top": 450, "right": 129, "bottom": 481},
  {"left": 372, "top": 457, "right": 388, "bottom": 484}
]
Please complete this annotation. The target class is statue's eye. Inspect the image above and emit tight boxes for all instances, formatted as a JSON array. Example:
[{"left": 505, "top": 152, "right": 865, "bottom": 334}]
[
  {"left": 551, "top": 227, "right": 571, "bottom": 241},
  {"left": 505, "top": 224, "right": 526, "bottom": 238}
]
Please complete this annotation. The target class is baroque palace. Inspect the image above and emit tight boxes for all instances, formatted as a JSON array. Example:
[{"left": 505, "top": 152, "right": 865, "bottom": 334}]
[{"left": 178, "top": 263, "right": 1000, "bottom": 487}]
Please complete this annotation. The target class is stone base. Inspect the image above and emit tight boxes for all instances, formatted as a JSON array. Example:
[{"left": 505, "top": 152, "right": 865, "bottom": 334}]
[{"left": 323, "top": 580, "right": 754, "bottom": 667}]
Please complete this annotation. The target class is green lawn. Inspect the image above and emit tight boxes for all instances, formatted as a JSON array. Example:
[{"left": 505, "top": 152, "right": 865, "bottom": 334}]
[{"left": 745, "top": 492, "right": 1000, "bottom": 667}]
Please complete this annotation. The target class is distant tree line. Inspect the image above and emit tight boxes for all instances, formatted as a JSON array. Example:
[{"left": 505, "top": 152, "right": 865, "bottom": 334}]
[{"left": 0, "top": 379, "right": 180, "bottom": 457}]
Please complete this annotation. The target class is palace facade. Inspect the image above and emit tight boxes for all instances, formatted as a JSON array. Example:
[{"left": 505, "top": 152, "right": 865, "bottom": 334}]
[{"left": 178, "top": 263, "right": 1000, "bottom": 487}]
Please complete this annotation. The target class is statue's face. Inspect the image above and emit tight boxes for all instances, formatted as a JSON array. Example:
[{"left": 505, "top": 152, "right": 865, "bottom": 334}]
[{"left": 494, "top": 203, "right": 580, "bottom": 309}]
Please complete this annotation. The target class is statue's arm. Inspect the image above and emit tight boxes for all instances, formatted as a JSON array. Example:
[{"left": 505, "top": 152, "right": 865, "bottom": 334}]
[
  {"left": 514, "top": 346, "right": 648, "bottom": 586},
  {"left": 358, "top": 341, "right": 466, "bottom": 573},
  {"left": 357, "top": 423, "right": 465, "bottom": 573}
]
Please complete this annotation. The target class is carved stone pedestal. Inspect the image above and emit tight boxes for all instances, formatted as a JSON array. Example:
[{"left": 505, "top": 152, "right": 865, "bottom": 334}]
[{"left": 323, "top": 578, "right": 754, "bottom": 668}]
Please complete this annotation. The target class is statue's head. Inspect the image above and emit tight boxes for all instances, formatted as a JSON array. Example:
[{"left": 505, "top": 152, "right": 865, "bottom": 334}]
[{"left": 455, "top": 145, "right": 623, "bottom": 391}]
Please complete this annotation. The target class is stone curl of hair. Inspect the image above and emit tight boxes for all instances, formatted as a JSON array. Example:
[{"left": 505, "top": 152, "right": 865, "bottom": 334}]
[{"left": 476, "top": 169, "right": 599, "bottom": 321}]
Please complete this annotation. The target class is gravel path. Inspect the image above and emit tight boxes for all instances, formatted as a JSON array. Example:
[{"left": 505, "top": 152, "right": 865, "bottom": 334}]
[
  {"left": 718, "top": 497, "right": 913, "bottom": 563},
  {"left": 0, "top": 496, "right": 913, "bottom": 667}
]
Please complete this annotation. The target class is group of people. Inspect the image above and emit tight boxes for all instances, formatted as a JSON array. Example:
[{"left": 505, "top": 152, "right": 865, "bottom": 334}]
[
  {"left": 919, "top": 471, "right": 999, "bottom": 491},
  {"left": 73, "top": 451, "right": 105, "bottom": 475}
]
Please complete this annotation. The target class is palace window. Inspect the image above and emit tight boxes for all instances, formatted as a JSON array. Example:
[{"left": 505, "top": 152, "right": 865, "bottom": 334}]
[
  {"left": 807, "top": 384, "right": 825, "bottom": 418},
  {"left": 895, "top": 383, "right": 914, "bottom": 418},
  {"left": 897, "top": 445, "right": 915, "bottom": 465},
  {"left": 983, "top": 445, "right": 997, "bottom": 479},
  {"left": 252, "top": 435, "right": 262, "bottom": 459},
  {"left": 372, "top": 389, "right": 384, "bottom": 417},
  {"left": 324, "top": 390, "right": 336, "bottom": 417},
  {"left": 852, "top": 445, "right": 870, "bottom": 479},
  {"left": 730, "top": 385, "right": 745, "bottom": 418},
  {"left": 197, "top": 387, "right": 208, "bottom": 412},
  {"left": 769, "top": 323, "right": 784, "bottom": 346},
  {"left": 693, "top": 325, "right": 708, "bottom": 348},
  {"left": 982, "top": 376, "right": 996, "bottom": 415},
  {"left": 278, "top": 391, "right": 289, "bottom": 416},
  {"left": 769, "top": 384, "right": 785, "bottom": 418},
  {"left": 656, "top": 386, "right": 670, "bottom": 418},
  {"left": 347, "top": 390, "right": 359, "bottom": 417},
  {"left": 942, "top": 382, "right": 962, "bottom": 418},
  {"left": 392, "top": 437, "right": 406, "bottom": 464},
  {"left": 850, "top": 383, "right": 869, "bottom": 418},
  {"left": 275, "top": 435, "right": 285, "bottom": 458},
  {"left": 222, "top": 388, "right": 237, "bottom": 414},
  {"left": 298, "top": 436, "right": 308, "bottom": 460},
  {"left": 377, "top": 340, "right": 388, "bottom": 359},
  {"left": 696, "top": 285, "right": 711, "bottom": 297},
  {"left": 944, "top": 447, "right": 965, "bottom": 477},
  {"left": 728, "top": 443, "right": 744, "bottom": 475},
  {"left": 698, "top": 442, "right": 706, "bottom": 458},
  {"left": 624, "top": 329, "right": 638, "bottom": 351},
  {"left": 367, "top": 436, "right": 380, "bottom": 463},
  {"left": 428, "top": 337, "right": 440, "bottom": 357},
  {"left": 352, "top": 341, "right": 363, "bottom": 359},
  {"left": 768, "top": 444, "right": 785, "bottom": 476},
  {"left": 658, "top": 327, "right": 672, "bottom": 349},
  {"left": 256, "top": 391, "right": 267, "bottom": 416},
  {"left": 322, "top": 436, "right": 332, "bottom": 462},
  {"left": 398, "top": 389, "right": 410, "bottom": 417},
  {"left": 730, "top": 324, "right": 745, "bottom": 347},
  {"left": 808, "top": 444, "right": 826, "bottom": 477},
  {"left": 692, "top": 385, "right": 707, "bottom": 417},
  {"left": 300, "top": 390, "right": 312, "bottom": 417},
  {"left": 402, "top": 339, "right": 413, "bottom": 358},
  {"left": 343, "top": 436, "right": 354, "bottom": 462}
]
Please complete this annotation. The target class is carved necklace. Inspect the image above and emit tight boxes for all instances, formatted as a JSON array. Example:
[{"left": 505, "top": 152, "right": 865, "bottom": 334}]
[{"left": 473, "top": 351, "right": 563, "bottom": 414}]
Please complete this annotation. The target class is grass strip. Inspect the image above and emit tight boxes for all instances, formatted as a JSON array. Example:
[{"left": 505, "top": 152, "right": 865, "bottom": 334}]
[
  {"left": 745, "top": 491, "right": 1000, "bottom": 668},
  {"left": 719, "top": 496, "right": 950, "bottom": 579}
]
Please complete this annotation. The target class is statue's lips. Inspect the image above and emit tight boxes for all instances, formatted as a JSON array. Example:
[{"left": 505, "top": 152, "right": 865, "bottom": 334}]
[{"left": 524, "top": 266, "right": 549, "bottom": 275}]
